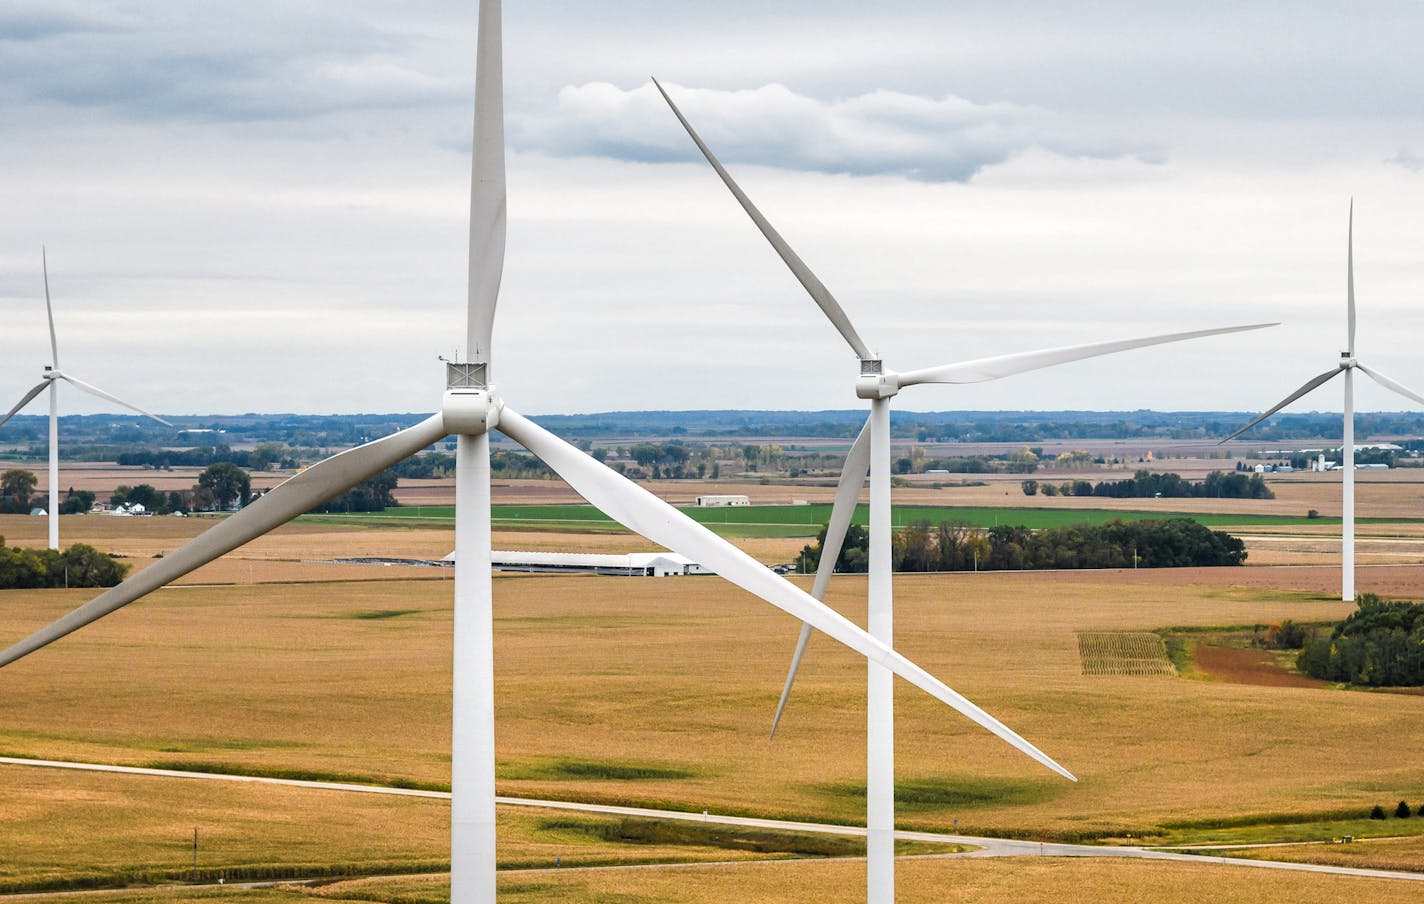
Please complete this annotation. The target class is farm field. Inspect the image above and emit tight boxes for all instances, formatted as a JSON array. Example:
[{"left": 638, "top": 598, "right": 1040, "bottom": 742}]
[
  {"left": 5, "top": 472, "right": 1424, "bottom": 896},
  {"left": 3, "top": 563, "right": 1424, "bottom": 883},
  {"left": 309, "top": 501, "right": 1387, "bottom": 533},
  {"left": 3, "top": 841, "right": 1422, "bottom": 904}
]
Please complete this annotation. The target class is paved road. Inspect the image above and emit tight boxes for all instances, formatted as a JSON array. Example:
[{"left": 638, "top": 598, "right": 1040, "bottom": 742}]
[{"left": 3, "top": 756, "right": 1420, "bottom": 885}]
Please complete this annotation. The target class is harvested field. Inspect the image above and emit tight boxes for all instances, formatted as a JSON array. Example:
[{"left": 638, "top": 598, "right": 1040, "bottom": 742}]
[
  {"left": 1076, "top": 632, "right": 1175, "bottom": 676},
  {"left": 349, "top": 856, "right": 1423, "bottom": 903},
  {"left": 1226, "top": 833, "right": 1424, "bottom": 873},
  {"left": 1192, "top": 645, "right": 1327, "bottom": 689},
  {"left": 4, "top": 566, "right": 1423, "bottom": 846}
]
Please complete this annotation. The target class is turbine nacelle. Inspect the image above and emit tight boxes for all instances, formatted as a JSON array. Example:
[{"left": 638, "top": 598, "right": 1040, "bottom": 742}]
[{"left": 855, "top": 359, "right": 901, "bottom": 400}]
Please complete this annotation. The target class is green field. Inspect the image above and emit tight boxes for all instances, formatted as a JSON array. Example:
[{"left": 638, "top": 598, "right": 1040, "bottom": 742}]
[{"left": 302, "top": 503, "right": 1394, "bottom": 538}]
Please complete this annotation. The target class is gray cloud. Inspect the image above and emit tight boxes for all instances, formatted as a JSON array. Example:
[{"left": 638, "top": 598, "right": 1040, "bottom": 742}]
[
  {"left": 512, "top": 81, "right": 1160, "bottom": 182},
  {"left": 0, "top": 3, "right": 466, "bottom": 123}
]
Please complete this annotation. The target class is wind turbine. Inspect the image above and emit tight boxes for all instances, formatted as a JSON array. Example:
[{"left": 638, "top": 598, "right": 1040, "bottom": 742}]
[
  {"left": 0, "top": 250, "right": 173, "bottom": 549},
  {"left": 653, "top": 78, "right": 1275, "bottom": 904},
  {"left": 1221, "top": 202, "right": 1424, "bottom": 602},
  {"left": 0, "top": 5, "right": 1079, "bottom": 903}
]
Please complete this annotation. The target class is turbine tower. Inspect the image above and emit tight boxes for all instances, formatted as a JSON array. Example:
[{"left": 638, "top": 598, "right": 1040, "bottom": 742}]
[
  {"left": 0, "top": 250, "right": 173, "bottom": 549},
  {"left": 654, "top": 78, "right": 1274, "bottom": 904},
  {"left": 1, "top": 6, "right": 1079, "bottom": 903},
  {"left": 1222, "top": 202, "right": 1424, "bottom": 602}
]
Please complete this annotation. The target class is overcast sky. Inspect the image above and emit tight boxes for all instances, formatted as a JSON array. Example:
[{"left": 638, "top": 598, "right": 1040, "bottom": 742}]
[{"left": 4, "top": 1, "right": 1424, "bottom": 418}]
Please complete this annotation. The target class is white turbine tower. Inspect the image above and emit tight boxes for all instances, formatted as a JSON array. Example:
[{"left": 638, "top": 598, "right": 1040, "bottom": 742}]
[
  {"left": 0, "top": 5, "right": 1078, "bottom": 903},
  {"left": 0, "top": 250, "right": 173, "bottom": 549},
  {"left": 653, "top": 79, "right": 1275, "bottom": 904},
  {"left": 1221, "top": 202, "right": 1424, "bottom": 602}
]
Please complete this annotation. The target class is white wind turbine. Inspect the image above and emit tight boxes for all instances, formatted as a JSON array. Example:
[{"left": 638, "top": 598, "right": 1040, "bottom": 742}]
[
  {"left": 0, "top": 250, "right": 173, "bottom": 549},
  {"left": 1221, "top": 203, "right": 1424, "bottom": 602},
  {"left": 653, "top": 79, "right": 1275, "bottom": 904},
  {"left": 0, "top": 5, "right": 1079, "bottom": 903}
]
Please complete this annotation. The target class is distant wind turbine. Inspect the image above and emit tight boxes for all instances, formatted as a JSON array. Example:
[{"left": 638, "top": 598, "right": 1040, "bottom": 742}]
[
  {"left": 1222, "top": 202, "right": 1424, "bottom": 602},
  {"left": 654, "top": 76, "right": 1275, "bottom": 904},
  {"left": 0, "top": 6, "right": 1076, "bottom": 903},
  {"left": 0, "top": 251, "right": 173, "bottom": 549}
]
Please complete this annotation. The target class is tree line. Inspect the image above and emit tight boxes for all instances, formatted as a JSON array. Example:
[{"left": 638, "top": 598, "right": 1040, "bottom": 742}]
[
  {"left": 1022, "top": 470, "right": 1272, "bottom": 500},
  {"left": 1297, "top": 594, "right": 1424, "bottom": 686},
  {"left": 0, "top": 538, "right": 129, "bottom": 589},
  {"left": 796, "top": 517, "right": 1246, "bottom": 574}
]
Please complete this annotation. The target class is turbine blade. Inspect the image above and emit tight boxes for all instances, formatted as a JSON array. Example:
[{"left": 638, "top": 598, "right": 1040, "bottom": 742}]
[
  {"left": 899, "top": 323, "right": 1279, "bottom": 387},
  {"left": 1218, "top": 368, "right": 1342, "bottom": 444},
  {"left": 468, "top": 0, "right": 506, "bottom": 369},
  {"left": 0, "top": 381, "right": 50, "bottom": 430},
  {"left": 771, "top": 415, "right": 871, "bottom": 738},
  {"left": 1348, "top": 199, "right": 1356, "bottom": 356},
  {"left": 497, "top": 405, "right": 1074, "bottom": 781},
  {"left": 1358, "top": 364, "right": 1424, "bottom": 408},
  {"left": 56, "top": 373, "right": 174, "bottom": 428},
  {"left": 42, "top": 248, "right": 58, "bottom": 368},
  {"left": 652, "top": 78, "right": 872, "bottom": 361},
  {"left": 0, "top": 414, "right": 448, "bottom": 667}
]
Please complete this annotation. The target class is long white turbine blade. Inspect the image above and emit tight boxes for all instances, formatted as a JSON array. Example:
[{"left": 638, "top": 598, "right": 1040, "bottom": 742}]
[
  {"left": 898, "top": 323, "right": 1278, "bottom": 387},
  {"left": 1347, "top": 200, "right": 1356, "bottom": 356},
  {"left": 42, "top": 248, "right": 58, "bottom": 368},
  {"left": 0, "top": 414, "right": 448, "bottom": 668},
  {"left": 1218, "top": 368, "right": 1343, "bottom": 444},
  {"left": 652, "top": 78, "right": 872, "bottom": 361},
  {"left": 496, "top": 406, "right": 1074, "bottom": 781},
  {"left": 1358, "top": 364, "right": 1424, "bottom": 408},
  {"left": 56, "top": 373, "right": 174, "bottom": 428},
  {"left": 771, "top": 416, "right": 871, "bottom": 738},
  {"left": 468, "top": 0, "right": 506, "bottom": 367},
  {"left": 0, "top": 381, "right": 50, "bottom": 430}
]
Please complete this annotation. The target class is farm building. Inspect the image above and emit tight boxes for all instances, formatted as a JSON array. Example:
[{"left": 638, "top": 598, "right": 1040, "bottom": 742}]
[
  {"left": 440, "top": 550, "right": 711, "bottom": 577},
  {"left": 695, "top": 494, "right": 749, "bottom": 507}
]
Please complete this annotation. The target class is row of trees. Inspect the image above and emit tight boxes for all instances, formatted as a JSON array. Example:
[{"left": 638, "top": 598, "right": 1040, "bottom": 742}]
[
  {"left": 1022, "top": 470, "right": 1273, "bottom": 500},
  {"left": 795, "top": 517, "right": 1246, "bottom": 574},
  {"left": 1298, "top": 594, "right": 1424, "bottom": 686},
  {"left": 0, "top": 539, "right": 129, "bottom": 589},
  {"left": 115, "top": 442, "right": 299, "bottom": 472}
]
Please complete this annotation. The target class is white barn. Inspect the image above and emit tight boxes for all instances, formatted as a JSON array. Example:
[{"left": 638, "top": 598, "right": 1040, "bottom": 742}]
[
  {"left": 442, "top": 550, "right": 711, "bottom": 577},
  {"left": 695, "top": 494, "right": 749, "bottom": 507}
]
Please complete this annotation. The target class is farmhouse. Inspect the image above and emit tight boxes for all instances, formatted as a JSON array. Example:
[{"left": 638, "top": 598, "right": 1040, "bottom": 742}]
[{"left": 695, "top": 494, "right": 749, "bottom": 507}]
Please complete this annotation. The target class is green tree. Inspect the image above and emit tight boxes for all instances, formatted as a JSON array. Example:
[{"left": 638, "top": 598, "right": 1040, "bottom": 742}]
[
  {"left": 1020, "top": 480, "right": 1039, "bottom": 496},
  {"left": 1, "top": 469, "right": 38, "bottom": 513},
  {"left": 60, "top": 543, "right": 129, "bottom": 587},
  {"left": 197, "top": 462, "right": 251, "bottom": 510},
  {"left": 312, "top": 470, "right": 399, "bottom": 514},
  {"left": 59, "top": 488, "right": 95, "bottom": 515}
]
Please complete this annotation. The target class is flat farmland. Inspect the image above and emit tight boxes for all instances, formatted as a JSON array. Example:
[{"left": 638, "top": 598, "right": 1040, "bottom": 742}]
[{"left": 3, "top": 567, "right": 1421, "bottom": 847}]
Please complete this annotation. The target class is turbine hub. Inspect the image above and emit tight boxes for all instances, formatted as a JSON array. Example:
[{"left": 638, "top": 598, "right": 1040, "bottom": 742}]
[
  {"left": 443, "top": 362, "right": 498, "bottom": 434},
  {"left": 1340, "top": 353, "right": 1357, "bottom": 369},
  {"left": 856, "top": 359, "right": 900, "bottom": 400}
]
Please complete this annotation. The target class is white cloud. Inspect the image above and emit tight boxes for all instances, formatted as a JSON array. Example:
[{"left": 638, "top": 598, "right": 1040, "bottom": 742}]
[{"left": 513, "top": 81, "right": 1161, "bottom": 182}]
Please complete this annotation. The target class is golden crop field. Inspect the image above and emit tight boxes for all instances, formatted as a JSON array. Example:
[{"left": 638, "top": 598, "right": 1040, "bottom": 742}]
[
  {"left": 4, "top": 491, "right": 1424, "bottom": 896},
  {"left": 3, "top": 567, "right": 1420, "bottom": 839},
  {"left": 7, "top": 856, "right": 1420, "bottom": 904}
]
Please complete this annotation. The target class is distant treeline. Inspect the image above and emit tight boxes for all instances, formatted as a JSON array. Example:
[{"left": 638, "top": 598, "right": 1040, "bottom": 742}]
[
  {"left": 796, "top": 517, "right": 1246, "bottom": 574},
  {"left": 310, "top": 471, "right": 399, "bottom": 514},
  {"left": 9, "top": 408, "right": 1424, "bottom": 446},
  {"left": 393, "top": 451, "right": 552, "bottom": 480},
  {"left": 1023, "top": 470, "right": 1272, "bottom": 500},
  {"left": 1298, "top": 595, "right": 1424, "bottom": 686},
  {"left": 0, "top": 540, "right": 130, "bottom": 589}
]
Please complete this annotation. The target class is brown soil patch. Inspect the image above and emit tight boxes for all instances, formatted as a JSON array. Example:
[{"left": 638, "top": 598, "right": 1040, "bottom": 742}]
[{"left": 1193, "top": 645, "right": 1327, "bottom": 689}]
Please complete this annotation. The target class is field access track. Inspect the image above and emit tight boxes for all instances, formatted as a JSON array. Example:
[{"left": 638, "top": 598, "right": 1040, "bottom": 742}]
[{"left": 2, "top": 756, "right": 1420, "bottom": 887}]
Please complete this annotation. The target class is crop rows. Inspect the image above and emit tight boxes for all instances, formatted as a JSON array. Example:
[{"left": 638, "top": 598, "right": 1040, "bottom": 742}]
[{"left": 1077, "top": 631, "right": 1177, "bottom": 676}]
